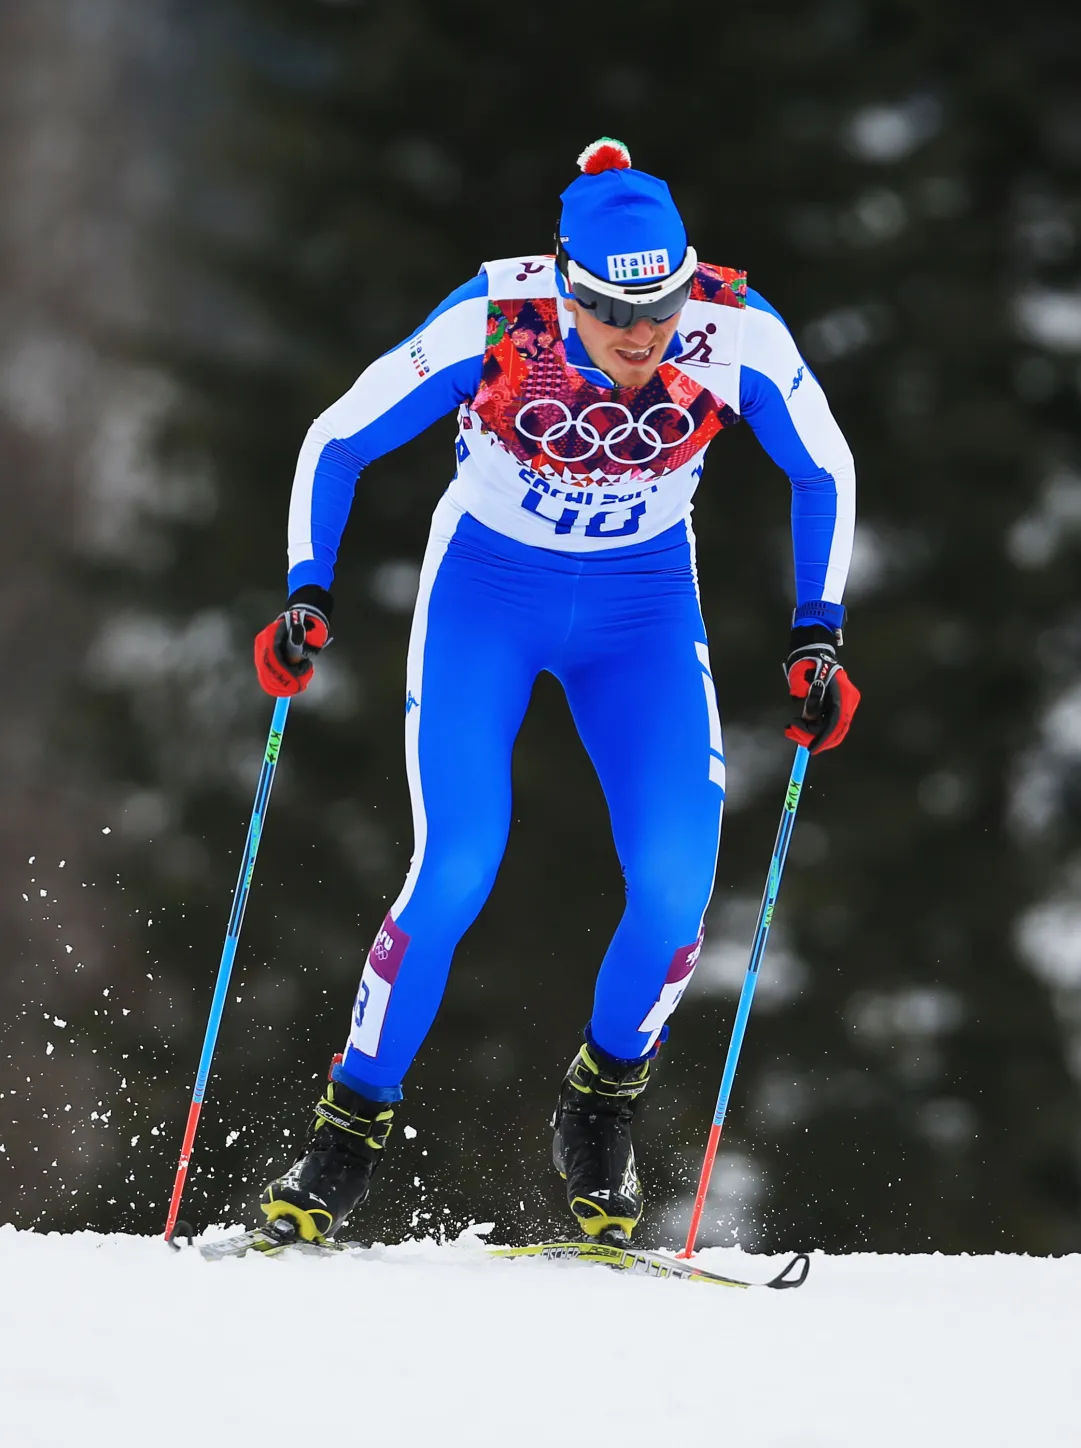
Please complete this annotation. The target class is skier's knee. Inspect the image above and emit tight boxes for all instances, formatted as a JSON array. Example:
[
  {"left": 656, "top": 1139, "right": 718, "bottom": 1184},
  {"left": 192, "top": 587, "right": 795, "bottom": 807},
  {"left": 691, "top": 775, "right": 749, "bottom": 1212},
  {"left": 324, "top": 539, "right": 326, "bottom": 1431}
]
[
  {"left": 624, "top": 856, "right": 713, "bottom": 941},
  {"left": 415, "top": 842, "right": 502, "bottom": 923}
]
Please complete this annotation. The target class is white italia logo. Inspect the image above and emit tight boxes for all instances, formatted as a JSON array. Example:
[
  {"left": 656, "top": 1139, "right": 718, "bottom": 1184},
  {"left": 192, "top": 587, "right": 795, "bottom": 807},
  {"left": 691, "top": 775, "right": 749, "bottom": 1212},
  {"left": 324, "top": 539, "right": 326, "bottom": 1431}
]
[{"left": 607, "top": 249, "right": 670, "bottom": 282}]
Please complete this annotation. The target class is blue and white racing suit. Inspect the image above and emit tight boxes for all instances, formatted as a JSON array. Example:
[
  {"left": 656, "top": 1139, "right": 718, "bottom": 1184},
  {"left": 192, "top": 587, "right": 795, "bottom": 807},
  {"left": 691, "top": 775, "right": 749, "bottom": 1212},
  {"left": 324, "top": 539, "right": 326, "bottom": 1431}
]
[{"left": 285, "top": 255, "right": 855, "bottom": 1100}]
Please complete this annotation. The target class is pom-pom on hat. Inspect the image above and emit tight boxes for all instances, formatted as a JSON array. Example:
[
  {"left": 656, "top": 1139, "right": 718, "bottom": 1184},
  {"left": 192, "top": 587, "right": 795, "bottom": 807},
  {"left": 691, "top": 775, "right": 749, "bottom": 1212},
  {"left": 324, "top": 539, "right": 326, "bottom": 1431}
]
[
  {"left": 559, "top": 137, "right": 688, "bottom": 289},
  {"left": 576, "top": 137, "right": 632, "bottom": 175}
]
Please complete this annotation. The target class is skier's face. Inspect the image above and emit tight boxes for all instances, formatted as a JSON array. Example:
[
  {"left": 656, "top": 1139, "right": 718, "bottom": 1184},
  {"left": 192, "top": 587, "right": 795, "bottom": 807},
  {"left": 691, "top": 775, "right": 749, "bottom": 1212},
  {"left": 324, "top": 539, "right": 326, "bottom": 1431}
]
[{"left": 563, "top": 298, "right": 683, "bottom": 389}]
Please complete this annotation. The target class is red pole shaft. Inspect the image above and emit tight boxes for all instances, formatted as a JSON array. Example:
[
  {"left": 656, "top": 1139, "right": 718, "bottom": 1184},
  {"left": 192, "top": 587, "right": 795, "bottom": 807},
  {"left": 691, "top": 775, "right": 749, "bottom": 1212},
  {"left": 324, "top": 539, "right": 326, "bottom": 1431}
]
[
  {"left": 164, "top": 1099, "right": 202, "bottom": 1240},
  {"left": 676, "top": 1121, "right": 722, "bottom": 1260}
]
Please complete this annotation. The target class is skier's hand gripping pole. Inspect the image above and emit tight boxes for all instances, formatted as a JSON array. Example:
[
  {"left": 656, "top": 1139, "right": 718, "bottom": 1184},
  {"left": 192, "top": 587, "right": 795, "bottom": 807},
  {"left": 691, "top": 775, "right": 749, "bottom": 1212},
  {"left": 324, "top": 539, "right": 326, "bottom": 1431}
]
[
  {"left": 677, "top": 741, "right": 813, "bottom": 1260},
  {"left": 163, "top": 691, "right": 294, "bottom": 1241},
  {"left": 784, "top": 624, "right": 859, "bottom": 754},
  {"left": 254, "top": 589, "right": 332, "bottom": 697}
]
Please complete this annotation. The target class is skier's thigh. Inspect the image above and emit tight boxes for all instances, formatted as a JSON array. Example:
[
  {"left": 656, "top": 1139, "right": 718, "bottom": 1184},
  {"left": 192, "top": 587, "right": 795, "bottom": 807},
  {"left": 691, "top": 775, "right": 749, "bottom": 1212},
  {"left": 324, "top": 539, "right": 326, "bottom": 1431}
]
[
  {"left": 402, "top": 554, "right": 538, "bottom": 910},
  {"left": 564, "top": 612, "right": 723, "bottom": 913}
]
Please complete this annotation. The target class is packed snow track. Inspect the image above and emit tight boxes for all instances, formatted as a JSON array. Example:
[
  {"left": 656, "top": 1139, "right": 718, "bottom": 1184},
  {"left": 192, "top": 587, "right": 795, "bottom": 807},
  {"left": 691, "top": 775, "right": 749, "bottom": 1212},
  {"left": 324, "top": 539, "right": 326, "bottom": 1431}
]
[{"left": 1, "top": 1226, "right": 1077, "bottom": 1446}]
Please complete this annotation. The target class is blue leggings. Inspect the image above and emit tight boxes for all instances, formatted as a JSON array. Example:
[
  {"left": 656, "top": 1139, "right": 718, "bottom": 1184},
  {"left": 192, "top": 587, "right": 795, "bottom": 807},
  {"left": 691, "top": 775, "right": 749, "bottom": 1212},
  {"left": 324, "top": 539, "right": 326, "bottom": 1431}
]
[{"left": 337, "top": 498, "right": 725, "bottom": 1101}]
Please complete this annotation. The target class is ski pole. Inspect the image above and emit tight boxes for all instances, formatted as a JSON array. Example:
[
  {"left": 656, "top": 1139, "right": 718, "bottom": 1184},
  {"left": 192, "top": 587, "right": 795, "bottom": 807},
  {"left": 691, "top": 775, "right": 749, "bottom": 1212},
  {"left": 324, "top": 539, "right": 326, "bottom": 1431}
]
[
  {"left": 163, "top": 694, "right": 291, "bottom": 1240},
  {"left": 678, "top": 742, "right": 811, "bottom": 1259}
]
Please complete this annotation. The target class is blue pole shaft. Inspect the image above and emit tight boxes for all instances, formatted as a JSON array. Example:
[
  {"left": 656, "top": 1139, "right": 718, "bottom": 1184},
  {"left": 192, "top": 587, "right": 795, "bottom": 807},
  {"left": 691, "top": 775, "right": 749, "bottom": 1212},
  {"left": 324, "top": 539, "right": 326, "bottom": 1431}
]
[
  {"left": 712, "top": 743, "right": 809, "bottom": 1124},
  {"left": 164, "top": 695, "right": 291, "bottom": 1237},
  {"left": 680, "top": 744, "right": 810, "bottom": 1257}
]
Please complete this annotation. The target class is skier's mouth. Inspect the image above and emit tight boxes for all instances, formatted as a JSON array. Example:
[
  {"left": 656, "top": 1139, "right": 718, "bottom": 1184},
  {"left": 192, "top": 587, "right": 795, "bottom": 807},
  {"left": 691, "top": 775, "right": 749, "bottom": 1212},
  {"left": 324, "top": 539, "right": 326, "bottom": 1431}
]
[{"left": 614, "top": 344, "right": 654, "bottom": 366}]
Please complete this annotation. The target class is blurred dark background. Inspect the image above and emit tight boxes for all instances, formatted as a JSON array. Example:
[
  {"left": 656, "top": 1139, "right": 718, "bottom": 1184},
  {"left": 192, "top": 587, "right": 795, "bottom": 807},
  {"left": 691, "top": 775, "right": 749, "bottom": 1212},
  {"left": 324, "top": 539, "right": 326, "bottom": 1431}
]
[{"left": 3, "top": 0, "right": 1081, "bottom": 1253}]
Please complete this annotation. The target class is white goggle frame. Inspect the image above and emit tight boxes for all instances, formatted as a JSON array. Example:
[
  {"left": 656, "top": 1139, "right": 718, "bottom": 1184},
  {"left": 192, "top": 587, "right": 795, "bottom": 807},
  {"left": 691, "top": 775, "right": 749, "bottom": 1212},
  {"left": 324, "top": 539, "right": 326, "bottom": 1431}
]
[{"left": 564, "top": 245, "right": 698, "bottom": 304}]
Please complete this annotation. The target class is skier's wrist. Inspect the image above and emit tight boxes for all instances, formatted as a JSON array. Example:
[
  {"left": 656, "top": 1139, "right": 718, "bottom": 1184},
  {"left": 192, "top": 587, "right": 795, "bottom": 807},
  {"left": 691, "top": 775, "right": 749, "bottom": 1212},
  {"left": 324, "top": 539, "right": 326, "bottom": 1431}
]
[
  {"left": 287, "top": 584, "right": 334, "bottom": 619},
  {"left": 791, "top": 600, "right": 846, "bottom": 635},
  {"left": 786, "top": 622, "right": 839, "bottom": 658}
]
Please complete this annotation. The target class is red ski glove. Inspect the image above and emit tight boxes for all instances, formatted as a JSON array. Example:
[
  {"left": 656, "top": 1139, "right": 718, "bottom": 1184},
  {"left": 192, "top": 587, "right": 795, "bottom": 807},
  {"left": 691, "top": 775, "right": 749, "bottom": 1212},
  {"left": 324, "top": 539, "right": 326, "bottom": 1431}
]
[
  {"left": 784, "top": 625, "right": 860, "bottom": 754},
  {"left": 254, "top": 588, "right": 332, "bottom": 697}
]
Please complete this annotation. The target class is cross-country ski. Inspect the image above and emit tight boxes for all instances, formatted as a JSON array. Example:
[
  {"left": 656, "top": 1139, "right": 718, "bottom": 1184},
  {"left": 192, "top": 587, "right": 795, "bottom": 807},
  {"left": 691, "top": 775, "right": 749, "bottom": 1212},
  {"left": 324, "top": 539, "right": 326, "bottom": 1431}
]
[{"left": 179, "top": 1219, "right": 810, "bottom": 1288}]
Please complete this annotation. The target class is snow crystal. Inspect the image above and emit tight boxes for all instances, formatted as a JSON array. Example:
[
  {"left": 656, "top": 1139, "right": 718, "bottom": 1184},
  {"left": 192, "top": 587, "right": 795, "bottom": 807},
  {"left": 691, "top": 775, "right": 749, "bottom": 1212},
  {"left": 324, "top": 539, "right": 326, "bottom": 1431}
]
[{"left": 403, "top": 1125, "right": 418, "bottom": 1140}]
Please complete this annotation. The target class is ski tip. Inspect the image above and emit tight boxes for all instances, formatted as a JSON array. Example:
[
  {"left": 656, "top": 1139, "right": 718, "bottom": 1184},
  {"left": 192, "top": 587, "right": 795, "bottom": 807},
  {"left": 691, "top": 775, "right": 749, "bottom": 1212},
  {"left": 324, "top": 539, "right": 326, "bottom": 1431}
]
[
  {"left": 165, "top": 1220, "right": 195, "bottom": 1252},
  {"left": 767, "top": 1252, "right": 810, "bottom": 1290}
]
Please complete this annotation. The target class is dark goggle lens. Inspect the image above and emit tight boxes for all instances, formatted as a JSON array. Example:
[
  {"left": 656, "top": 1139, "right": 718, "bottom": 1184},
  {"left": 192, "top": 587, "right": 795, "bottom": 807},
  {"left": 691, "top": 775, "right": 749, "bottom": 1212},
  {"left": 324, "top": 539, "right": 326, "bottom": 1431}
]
[{"left": 571, "top": 277, "right": 693, "bottom": 329}]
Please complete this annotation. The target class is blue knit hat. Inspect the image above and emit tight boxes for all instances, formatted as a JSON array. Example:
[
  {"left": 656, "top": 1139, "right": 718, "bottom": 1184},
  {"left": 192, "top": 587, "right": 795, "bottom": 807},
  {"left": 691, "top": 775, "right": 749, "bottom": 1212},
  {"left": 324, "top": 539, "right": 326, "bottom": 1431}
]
[{"left": 558, "top": 138, "right": 688, "bottom": 286}]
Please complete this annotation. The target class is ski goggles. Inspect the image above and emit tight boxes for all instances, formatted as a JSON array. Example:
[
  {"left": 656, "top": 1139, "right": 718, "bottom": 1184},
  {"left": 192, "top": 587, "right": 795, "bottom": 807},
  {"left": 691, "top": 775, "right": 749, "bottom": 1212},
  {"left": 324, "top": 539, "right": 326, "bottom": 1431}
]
[{"left": 556, "top": 243, "right": 698, "bottom": 328}]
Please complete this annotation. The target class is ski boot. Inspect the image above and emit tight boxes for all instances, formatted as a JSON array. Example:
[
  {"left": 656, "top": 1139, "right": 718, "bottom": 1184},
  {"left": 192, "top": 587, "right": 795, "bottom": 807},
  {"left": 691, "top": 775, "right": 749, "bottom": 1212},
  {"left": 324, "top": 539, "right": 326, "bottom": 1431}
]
[
  {"left": 552, "top": 1040, "right": 650, "bottom": 1244},
  {"left": 260, "top": 1072, "right": 395, "bottom": 1244}
]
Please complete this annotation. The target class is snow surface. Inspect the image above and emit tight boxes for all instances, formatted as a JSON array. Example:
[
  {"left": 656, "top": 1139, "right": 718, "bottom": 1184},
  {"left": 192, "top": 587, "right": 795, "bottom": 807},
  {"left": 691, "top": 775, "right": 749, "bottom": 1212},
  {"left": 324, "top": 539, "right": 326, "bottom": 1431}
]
[{"left": 1, "top": 1226, "right": 1078, "bottom": 1447}]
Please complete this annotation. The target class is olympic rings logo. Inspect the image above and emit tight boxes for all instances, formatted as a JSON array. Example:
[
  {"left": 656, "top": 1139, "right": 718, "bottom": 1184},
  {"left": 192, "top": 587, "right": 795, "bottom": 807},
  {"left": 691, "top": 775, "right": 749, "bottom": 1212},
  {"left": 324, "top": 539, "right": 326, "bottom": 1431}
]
[
  {"left": 514, "top": 398, "right": 695, "bottom": 465},
  {"left": 370, "top": 927, "right": 394, "bottom": 962}
]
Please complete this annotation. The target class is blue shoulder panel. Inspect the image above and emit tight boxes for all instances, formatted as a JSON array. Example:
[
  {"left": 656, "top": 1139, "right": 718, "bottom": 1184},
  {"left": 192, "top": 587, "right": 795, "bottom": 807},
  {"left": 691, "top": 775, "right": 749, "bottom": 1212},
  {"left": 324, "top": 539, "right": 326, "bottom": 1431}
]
[
  {"left": 287, "top": 277, "right": 488, "bottom": 593},
  {"left": 288, "top": 354, "right": 483, "bottom": 592}
]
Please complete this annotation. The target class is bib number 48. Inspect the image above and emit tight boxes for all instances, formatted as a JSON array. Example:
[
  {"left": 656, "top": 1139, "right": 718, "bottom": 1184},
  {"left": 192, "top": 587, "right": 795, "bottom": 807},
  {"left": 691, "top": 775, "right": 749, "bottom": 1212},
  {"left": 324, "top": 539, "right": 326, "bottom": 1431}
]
[{"left": 521, "top": 488, "right": 647, "bottom": 537}]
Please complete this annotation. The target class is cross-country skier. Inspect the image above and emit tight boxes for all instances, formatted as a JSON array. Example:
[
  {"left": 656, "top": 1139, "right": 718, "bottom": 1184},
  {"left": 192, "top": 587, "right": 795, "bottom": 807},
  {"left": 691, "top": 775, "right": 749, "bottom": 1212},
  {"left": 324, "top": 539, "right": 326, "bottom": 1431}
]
[{"left": 252, "top": 138, "right": 859, "bottom": 1247}]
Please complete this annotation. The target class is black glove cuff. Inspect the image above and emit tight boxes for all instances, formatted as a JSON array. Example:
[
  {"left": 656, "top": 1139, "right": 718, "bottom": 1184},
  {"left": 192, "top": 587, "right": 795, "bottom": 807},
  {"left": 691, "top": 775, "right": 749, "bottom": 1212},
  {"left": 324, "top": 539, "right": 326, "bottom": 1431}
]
[
  {"left": 788, "top": 623, "right": 839, "bottom": 654},
  {"left": 287, "top": 584, "right": 334, "bottom": 619}
]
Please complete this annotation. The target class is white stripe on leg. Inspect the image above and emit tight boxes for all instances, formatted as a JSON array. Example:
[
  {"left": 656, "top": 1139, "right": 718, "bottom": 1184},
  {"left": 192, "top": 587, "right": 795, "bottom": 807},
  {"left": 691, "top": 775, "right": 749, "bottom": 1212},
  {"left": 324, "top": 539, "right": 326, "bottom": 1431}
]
[{"left": 389, "top": 494, "right": 463, "bottom": 920}]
